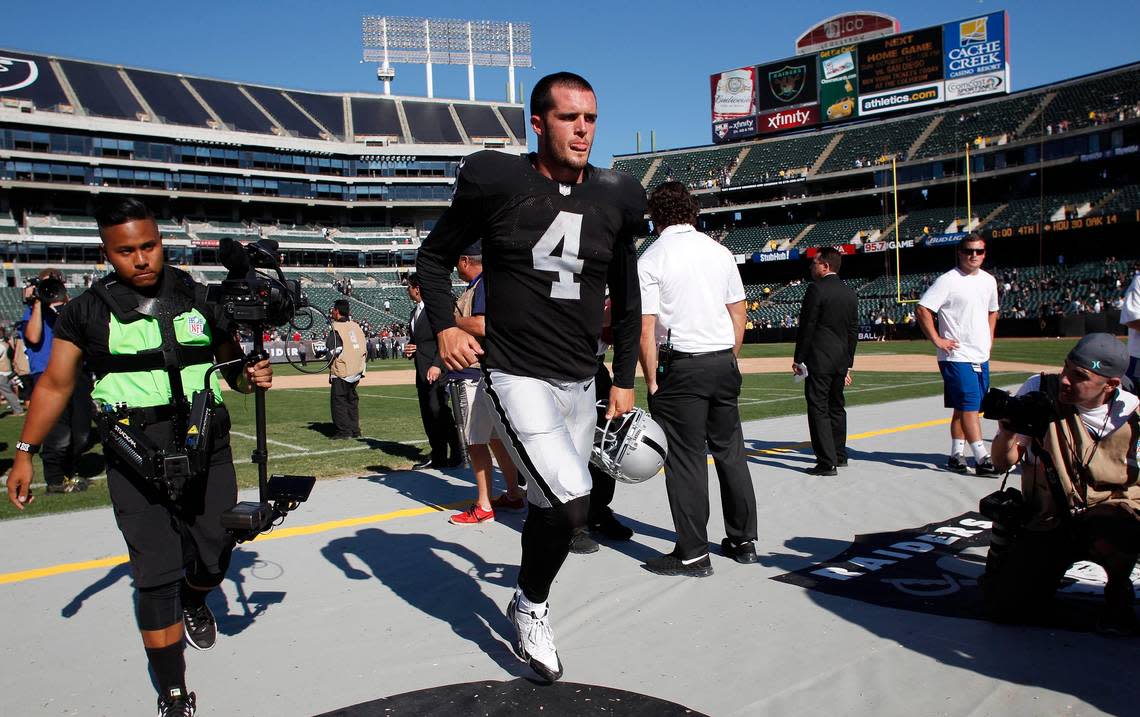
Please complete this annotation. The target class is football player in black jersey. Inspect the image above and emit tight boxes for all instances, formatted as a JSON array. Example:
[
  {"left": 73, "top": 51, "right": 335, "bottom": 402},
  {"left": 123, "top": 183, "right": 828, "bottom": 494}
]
[{"left": 416, "top": 72, "right": 646, "bottom": 683}]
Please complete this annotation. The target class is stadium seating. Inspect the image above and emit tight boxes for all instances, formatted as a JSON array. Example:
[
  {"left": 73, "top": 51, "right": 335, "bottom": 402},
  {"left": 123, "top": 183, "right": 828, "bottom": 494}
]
[
  {"left": 454, "top": 104, "right": 510, "bottom": 140},
  {"left": 912, "top": 93, "right": 1043, "bottom": 159},
  {"left": 653, "top": 146, "right": 741, "bottom": 189},
  {"left": 722, "top": 223, "right": 806, "bottom": 254},
  {"left": 243, "top": 85, "right": 326, "bottom": 139},
  {"left": 894, "top": 203, "right": 999, "bottom": 240},
  {"left": 796, "top": 216, "right": 889, "bottom": 248},
  {"left": 403, "top": 102, "right": 463, "bottom": 144},
  {"left": 1043, "top": 65, "right": 1140, "bottom": 132},
  {"left": 611, "top": 156, "right": 655, "bottom": 184},
  {"left": 819, "top": 116, "right": 932, "bottom": 173},
  {"left": 57, "top": 60, "right": 144, "bottom": 121},
  {"left": 731, "top": 134, "right": 834, "bottom": 186}
]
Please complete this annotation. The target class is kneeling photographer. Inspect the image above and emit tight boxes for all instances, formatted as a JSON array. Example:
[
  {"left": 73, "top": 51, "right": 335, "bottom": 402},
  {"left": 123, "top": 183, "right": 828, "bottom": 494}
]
[
  {"left": 6, "top": 197, "right": 273, "bottom": 716},
  {"left": 981, "top": 333, "right": 1140, "bottom": 635}
]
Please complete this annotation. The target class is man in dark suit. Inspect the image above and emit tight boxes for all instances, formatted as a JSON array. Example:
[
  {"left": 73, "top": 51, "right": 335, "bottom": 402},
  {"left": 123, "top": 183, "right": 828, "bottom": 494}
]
[
  {"left": 405, "top": 273, "right": 460, "bottom": 469},
  {"left": 793, "top": 246, "right": 859, "bottom": 476}
]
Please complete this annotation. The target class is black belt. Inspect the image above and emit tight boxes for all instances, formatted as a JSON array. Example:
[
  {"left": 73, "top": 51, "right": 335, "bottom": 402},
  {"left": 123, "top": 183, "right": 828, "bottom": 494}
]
[{"left": 671, "top": 348, "right": 733, "bottom": 360}]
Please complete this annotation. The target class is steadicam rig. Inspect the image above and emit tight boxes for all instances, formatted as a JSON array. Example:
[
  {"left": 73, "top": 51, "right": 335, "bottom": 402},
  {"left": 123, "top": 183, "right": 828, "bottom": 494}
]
[{"left": 205, "top": 237, "right": 315, "bottom": 542}]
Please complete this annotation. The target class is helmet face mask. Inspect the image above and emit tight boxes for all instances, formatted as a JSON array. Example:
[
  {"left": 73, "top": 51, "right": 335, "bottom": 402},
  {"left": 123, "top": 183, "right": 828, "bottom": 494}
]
[{"left": 590, "top": 402, "right": 668, "bottom": 484}]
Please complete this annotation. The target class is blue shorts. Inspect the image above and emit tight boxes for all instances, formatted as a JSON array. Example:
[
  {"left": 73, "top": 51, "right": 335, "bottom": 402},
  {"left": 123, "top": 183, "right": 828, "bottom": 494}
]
[{"left": 939, "top": 361, "right": 990, "bottom": 411}]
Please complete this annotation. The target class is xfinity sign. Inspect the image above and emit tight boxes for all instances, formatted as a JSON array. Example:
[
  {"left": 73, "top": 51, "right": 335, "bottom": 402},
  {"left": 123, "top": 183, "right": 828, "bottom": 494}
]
[{"left": 759, "top": 105, "right": 820, "bottom": 133}]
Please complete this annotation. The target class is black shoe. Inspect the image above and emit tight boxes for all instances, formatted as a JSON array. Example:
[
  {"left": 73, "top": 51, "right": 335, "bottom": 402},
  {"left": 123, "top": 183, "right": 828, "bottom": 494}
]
[
  {"left": 331, "top": 433, "right": 353, "bottom": 440},
  {"left": 721, "top": 538, "right": 758, "bottom": 564},
  {"left": 836, "top": 459, "right": 849, "bottom": 468},
  {"left": 643, "top": 553, "right": 713, "bottom": 577},
  {"left": 182, "top": 601, "right": 216, "bottom": 651},
  {"left": 444, "top": 456, "right": 465, "bottom": 468},
  {"left": 947, "top": 455, "right": 969, "bottom": 474},
  {"left": 569, "top": 530, "right": 599, "bottom": 554},
  {"left": 157, "top": 688, "right": 196, "bottom": 716},
  {"left": 806, "top": 464, "right": 838, "bottom": 476},
  {"left": 590, "top": 512, "right": 634, "bottom": 541},
  {"left": 412, "top": 458, "right": 434, "bottom": 470},
  {"left": 975, "top": 456, "right": 998, "bottom": 477}
]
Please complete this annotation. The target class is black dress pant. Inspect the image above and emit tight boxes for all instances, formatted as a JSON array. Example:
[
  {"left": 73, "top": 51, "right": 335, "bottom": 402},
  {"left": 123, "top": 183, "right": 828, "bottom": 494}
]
[
  {"left": 649, "top": 350, "right": 757, "bottom": 559},
  {"left": 330, "top": 377, "right": 360, "bottom": 438},
  {"left": 416, "top": 377, "right": 459, "bottom": 463},
  {"left": 804, "top": 370, "right": 847, "bottom": 467},
  {"left": 588, "top": 357, "right": 616, "bottom": 523}
]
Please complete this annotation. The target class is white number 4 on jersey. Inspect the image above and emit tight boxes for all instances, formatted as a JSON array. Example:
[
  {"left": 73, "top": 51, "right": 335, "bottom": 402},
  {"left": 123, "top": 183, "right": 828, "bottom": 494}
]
[{"left": 532, "top": 211, "right": 584, "bottom": 300}]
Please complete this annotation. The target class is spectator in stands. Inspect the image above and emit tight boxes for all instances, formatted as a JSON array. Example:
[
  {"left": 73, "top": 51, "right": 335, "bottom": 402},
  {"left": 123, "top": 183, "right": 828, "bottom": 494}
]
[
  {"left": 20, "top": 268, "right": 93, "bottom": 492},
  {"left": 327, "top": 300, "right": 365, "bottom": 440},
  {"left": 916, "top": 234, "right": 1000, "bottom": 476},
  {"left": 446, "top": 242, "right": 525, "bottom": 525}
]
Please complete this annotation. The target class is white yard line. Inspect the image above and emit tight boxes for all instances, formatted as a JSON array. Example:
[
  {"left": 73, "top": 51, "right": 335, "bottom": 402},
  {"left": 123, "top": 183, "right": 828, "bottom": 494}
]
[{"left": 230, "top": 431, "right": 309, "bottom": 451}]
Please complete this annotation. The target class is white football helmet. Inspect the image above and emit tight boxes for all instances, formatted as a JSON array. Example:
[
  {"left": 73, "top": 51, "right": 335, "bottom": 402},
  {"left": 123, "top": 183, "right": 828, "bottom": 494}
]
[{"left": 591, "top": 402, "right": 668, "bottom": 484}]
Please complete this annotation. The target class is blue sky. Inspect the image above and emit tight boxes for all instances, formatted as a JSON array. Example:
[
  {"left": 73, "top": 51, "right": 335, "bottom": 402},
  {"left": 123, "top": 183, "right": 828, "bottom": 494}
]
[{"left": 2, "top": 1, "right": 1138, "bottom": 166}]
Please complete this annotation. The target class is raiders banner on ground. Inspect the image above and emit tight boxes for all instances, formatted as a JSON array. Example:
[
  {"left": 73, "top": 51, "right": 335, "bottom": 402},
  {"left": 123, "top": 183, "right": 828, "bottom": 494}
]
[{"left": 772, "top": 512, "right": 1140, "bottom": 624}]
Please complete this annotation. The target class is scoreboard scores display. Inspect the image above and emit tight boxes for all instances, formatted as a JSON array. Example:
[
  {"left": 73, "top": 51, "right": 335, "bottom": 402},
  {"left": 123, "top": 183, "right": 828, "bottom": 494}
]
[{"left": 711, "top": 10, "right": 1010, "bottom": 143}]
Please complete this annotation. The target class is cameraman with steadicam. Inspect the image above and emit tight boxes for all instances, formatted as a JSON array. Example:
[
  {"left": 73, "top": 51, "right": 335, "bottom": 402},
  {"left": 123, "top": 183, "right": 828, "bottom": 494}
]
[
  {"left": 6, "top": 198, "right": 273, "bottom": 717},
  {"left": 20, "top": 267, "right": 95, "bottom": 492},
  {"left": 982, "top": 333, "right": 1140, "bottom": 635}
]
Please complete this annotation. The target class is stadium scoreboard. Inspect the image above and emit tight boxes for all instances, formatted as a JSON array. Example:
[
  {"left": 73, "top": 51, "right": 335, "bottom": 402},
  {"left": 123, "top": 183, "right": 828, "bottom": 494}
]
[{"left": 711, "top": 10, "right": 1009, "bottom": 143}]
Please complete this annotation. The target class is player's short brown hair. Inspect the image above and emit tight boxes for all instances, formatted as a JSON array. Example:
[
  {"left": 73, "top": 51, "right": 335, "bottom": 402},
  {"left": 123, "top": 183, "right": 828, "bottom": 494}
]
[{"left": 648, "top": 181, "right": 699, "bottom": 231}]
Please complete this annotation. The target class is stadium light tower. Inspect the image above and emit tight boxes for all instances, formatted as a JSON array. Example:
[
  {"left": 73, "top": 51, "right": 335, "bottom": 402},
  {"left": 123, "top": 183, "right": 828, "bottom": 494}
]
[{"left": 362, "top": 16, "right": 532, "bottom": 102}]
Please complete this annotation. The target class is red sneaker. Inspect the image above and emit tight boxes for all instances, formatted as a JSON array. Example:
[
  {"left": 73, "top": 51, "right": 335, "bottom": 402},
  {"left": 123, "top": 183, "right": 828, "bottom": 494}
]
[
  {"left": 449, "top": 505, "right": 495, "bottom": 525},
  {"left": 491, "top": 493, "right": 527, "bottom": 513}
]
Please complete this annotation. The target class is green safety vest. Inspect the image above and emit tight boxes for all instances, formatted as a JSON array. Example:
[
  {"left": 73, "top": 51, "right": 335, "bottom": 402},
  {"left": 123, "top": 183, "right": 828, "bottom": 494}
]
[{"left": 89, "top": 268, "right": 222, "bottom": 410}]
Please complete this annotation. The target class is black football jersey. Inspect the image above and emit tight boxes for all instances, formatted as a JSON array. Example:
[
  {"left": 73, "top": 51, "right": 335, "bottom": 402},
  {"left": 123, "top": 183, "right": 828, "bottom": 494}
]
[{"left": 417, "top": 151, "right": 647, "bottom": 386}]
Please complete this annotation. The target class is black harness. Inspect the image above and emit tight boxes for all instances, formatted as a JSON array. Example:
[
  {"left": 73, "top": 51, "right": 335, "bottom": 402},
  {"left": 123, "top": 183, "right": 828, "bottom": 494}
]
[{"left": 89, "top": 267, "right": 215, "bottom": 442}]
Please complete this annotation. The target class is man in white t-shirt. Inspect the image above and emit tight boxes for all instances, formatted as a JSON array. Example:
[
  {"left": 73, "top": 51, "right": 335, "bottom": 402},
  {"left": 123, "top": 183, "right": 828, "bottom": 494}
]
[
  {"left": 1118, "top": 271, "right": 1140, "bottom": 390},
  {"left": 637, "top": 181, "right": 757, "bottom": 577},
  {"left": 917, "top": 234, "right": 1000, "bottom": 475}
]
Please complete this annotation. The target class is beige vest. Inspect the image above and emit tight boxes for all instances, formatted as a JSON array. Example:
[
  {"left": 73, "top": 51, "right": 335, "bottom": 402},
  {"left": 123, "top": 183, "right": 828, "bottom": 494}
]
[
  {"left": 0, "top": 342, "right": 11, "bottom": 374},
  {"left": 12, "top": 337, "right": 29, "bottom": 375},
  {"left": 329, "top": 320, "right": 366, "bottom": 378},
  {"left": 1021, "top": 379, "right": 1140, "bottom": 530},
  {"left": 454, "top": 276, "right": 483, "bottom": 369}
]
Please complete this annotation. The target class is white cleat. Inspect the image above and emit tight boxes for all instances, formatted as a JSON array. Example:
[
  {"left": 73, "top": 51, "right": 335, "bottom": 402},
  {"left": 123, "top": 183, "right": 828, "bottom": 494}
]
[{"left": 506, "top": 594, "right": 564, "bottom": 683}]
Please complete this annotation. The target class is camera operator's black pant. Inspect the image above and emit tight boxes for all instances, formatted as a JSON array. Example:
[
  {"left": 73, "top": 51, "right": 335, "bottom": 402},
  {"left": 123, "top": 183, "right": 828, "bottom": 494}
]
[
  {"left": 107, "top": 406, "right": 237, "bottom": 589},
  {"left": 37, "top": 371, "right": 93, "bottom": 486},
  {"left": 330, "top": 377, "right": 360, "bottom": 438},
  {"left": 983, "top": 501, "right": 1140, "bottom": 623},
  {"left": 648, "top": 351, "right": 757, "bottom": 559}
]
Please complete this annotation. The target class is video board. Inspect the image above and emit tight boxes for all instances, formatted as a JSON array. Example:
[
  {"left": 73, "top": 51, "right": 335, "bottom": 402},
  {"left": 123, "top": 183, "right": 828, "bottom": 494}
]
[{"left": 710, "top": 10, "right": 1009, "bottom": 144}]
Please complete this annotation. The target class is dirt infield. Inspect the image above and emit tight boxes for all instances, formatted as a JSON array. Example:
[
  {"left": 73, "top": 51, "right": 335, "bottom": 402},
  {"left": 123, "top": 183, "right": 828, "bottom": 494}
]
[{"left": 270, "top": 354, "right": 1052, "bottom": 390}]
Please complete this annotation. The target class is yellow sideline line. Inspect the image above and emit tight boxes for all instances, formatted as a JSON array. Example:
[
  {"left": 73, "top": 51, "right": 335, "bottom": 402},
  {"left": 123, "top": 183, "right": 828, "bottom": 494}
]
[{"left": 0, "top": 417, "right": 952, "bottom": 586}]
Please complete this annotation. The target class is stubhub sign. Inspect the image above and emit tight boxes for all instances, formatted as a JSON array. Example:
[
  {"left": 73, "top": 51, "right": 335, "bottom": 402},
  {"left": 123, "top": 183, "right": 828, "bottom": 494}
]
[{"left": 753, "top": 248, "right": 800, "bottom": 263}]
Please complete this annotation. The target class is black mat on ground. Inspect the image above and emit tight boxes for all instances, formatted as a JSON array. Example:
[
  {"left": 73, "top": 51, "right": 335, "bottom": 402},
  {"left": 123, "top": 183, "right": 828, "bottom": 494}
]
[{"left": 314, "top": 679, "right": 708, "bottom": 716}]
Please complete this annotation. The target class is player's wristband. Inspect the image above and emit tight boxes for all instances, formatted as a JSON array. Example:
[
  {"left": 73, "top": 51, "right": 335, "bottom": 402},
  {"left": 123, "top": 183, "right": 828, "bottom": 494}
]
[{"left": 16, "top": 441, "right": 40, "bottom": 455}]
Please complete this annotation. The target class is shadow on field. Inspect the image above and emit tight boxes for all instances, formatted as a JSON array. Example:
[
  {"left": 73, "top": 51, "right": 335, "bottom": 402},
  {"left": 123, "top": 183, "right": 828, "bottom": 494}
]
[
  {"left": 844, "top": 447, "right": 947, "bottom": 472},
  {"left": 60, "top": 549, "right": 287, "bottom": 638},
  {"left": 321, "top": 527, "right": 523, "bottom": 674}
]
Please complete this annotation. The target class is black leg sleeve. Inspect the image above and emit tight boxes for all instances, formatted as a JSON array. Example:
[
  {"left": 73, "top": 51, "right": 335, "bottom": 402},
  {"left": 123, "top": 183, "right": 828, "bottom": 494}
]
[{"left": 518, "top": 495, "right": 589, "bottom": 603}]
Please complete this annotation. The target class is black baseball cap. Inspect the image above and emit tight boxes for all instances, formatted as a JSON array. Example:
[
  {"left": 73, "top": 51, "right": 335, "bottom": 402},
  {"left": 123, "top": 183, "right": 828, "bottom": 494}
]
[{"left": 1067, "top": 332, "right": 1128, "bottom": 378}]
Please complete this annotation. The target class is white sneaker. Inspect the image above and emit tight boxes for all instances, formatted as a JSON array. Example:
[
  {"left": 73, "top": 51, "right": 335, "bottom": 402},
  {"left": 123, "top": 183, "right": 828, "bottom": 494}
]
[{"left": 506, "top": 594, "right": 563, "bottom": 683}]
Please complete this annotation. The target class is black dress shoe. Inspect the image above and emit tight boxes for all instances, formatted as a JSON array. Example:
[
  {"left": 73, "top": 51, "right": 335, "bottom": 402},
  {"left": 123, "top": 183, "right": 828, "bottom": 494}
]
[
  {"left": 412, "top": 458, "right": 434, "bottom": 470},
  {"left": 590, "top": 512, "right": 634, "bottom": 541},
  {"left": 806, "top": 464, "right": 838, "bottom": 476},
  {"left": 721, "top": 538, "right": 758, "bottom": 564},
  {"left": 642, "top": 553, "right": 713, "bottom": 577},
  {"left": 569, "top": 530, "right": 599, "bottom": 554},
  {"left": 444, "top": 456, "right": 465, "bottom": 468},
  {"left": 836, "top": 459, "right": 849, "bottom": 468}
]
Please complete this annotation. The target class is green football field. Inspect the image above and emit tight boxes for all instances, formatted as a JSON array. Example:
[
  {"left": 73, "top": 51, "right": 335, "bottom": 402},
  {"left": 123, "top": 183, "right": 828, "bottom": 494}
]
[{"left": 0, "top": 337, "right": 1084, "bottom": 519}]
